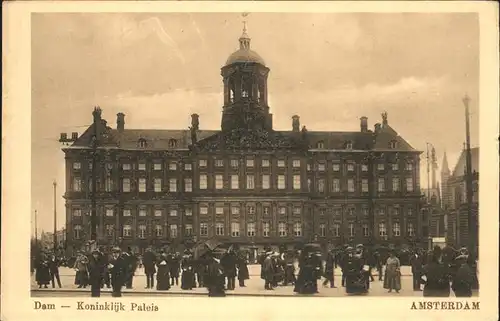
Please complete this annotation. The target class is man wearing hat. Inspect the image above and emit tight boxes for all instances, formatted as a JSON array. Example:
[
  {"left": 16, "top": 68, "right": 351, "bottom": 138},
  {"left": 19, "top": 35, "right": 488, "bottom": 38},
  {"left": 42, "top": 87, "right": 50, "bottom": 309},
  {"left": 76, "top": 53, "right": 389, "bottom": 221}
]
[
  {"left": 451, "top": 254, "right": 473, "bottom": 297},
  {"left": 108, "top": 247, "right": 127, "bottom": 297},
  {"left": 261, "top": 251, "right": 276, "bottom": 290},
  {"left": 88, "top": 249, "right": 105, "bottom": 297}
]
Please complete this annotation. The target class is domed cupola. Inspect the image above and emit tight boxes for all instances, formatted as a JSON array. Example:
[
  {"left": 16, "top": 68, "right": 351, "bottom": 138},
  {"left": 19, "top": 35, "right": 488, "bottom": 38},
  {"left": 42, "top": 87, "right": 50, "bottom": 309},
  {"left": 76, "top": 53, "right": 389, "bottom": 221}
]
[
  {"left": 225, "top": 23, "right": 266, "bottom": 66},
  {"left": 220, "top": 22, "right": 272, "bottom": 132}
]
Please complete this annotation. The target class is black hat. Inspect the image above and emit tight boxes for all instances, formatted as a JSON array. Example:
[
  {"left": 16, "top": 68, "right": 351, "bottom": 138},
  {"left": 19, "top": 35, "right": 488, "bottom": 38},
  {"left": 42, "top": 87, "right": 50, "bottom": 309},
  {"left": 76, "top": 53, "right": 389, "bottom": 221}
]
[{"left": 111, "top": 247, "right": 121, "bottom": 253}]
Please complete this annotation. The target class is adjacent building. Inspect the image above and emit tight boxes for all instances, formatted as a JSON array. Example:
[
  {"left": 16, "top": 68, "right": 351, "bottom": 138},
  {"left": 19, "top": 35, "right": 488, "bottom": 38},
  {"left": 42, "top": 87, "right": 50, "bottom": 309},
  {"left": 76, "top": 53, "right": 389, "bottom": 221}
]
[{"left": 61, "top": 26, "right": 424, "bottom": 256}]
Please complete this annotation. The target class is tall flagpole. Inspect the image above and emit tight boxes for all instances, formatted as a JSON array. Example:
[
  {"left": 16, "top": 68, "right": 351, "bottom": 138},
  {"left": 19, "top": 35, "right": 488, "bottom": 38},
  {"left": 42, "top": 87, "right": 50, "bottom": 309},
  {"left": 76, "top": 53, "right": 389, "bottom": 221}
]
[
  {"left": 53, "top": 181, "right": 57, "bottom": 251},
  {"left": 462, "top": 94, "right": 476, "bottom": 252}
]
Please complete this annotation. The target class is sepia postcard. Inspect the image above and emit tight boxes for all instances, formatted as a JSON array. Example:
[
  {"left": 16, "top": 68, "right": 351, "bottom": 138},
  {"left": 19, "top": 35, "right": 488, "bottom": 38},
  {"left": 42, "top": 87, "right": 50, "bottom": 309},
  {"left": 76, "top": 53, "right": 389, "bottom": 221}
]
[{"left": 1, "top": 1, "right": 499, "bottom": 321}]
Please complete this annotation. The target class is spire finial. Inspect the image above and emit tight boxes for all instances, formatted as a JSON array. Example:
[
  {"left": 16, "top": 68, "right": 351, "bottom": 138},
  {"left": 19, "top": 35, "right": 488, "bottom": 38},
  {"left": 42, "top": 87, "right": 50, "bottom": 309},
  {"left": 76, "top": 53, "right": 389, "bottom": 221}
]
[{"left": 239, "top": 13, "right": 251, "bottom": 50}]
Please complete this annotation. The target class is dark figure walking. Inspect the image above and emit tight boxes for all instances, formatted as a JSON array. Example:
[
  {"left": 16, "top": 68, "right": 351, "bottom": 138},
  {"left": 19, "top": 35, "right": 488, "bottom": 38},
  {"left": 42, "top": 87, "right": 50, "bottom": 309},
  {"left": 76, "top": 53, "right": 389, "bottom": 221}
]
[
  {"left": 322, "top": 250, "right": 336, "bottom": 288},
  {"left": 143, "top": 248, "right": 157, "bottom": 289},
  {"left": 88, "top": 250, "right": 105, "bottom": 297},
  {"left": 123, "top": 248, "right": 137, "bottom": 289},
  {"left": 451, "top": 255, "right": 474, "bottom": 297},
  {"left": 236, "top": 255, "right": 249, "bottom": 287},
  {"left": 181, "top": 251, "right": 195, "bottom": 290},
  {"left": 156, "top": 253, "right": 171, "bottom": 291},
  {"left": 421, "top": 246, "right": 451, "bottom": 297},
  {"left": 410, "top": 250, "right": 424, "bottom": 291},
  {"left": 221, "top": 250, "right": 237, "bottom": 290},
  {"left": 168, "top": 253, "right": 180, "bottom": 286},
  {"left": 205, "top": 252, "right": 226, "bottom": 297},
  {"left": 48, "top": 254, "right": 62, "bottom": 288},
  {"left": 36, "top": 254, "right": 51, "bottom": 288},
  {"left": 282, "top": 250, "right": 296, "bottom": 286},
  {"left": 109, "top": 247, "right": 127, "bottom": 297}
]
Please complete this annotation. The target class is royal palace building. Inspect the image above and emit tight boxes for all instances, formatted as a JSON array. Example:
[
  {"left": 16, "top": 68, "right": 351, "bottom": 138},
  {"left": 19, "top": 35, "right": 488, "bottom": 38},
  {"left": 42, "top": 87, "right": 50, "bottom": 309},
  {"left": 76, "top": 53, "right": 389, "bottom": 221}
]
[{"left": 61, "top": 27, "right": 424, "bottom": 257}]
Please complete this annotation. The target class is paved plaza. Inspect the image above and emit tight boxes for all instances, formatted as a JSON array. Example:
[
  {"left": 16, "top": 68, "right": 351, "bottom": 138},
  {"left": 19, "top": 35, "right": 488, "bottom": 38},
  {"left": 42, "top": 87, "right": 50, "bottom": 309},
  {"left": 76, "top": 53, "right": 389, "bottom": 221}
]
[{"left": 31, "top": 265, "right": 476, "bottom": 297}]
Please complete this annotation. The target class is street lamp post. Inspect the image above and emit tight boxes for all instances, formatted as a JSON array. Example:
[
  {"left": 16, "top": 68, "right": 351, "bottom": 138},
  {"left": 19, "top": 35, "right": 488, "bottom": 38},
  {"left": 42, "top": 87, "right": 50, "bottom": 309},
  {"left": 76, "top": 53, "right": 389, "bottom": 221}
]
[
  {"left": 53, "top": 181, "right": 57, "bottom": 251},
  {"left": 462, "top": 94, "right": 476, "bottom": 252}
]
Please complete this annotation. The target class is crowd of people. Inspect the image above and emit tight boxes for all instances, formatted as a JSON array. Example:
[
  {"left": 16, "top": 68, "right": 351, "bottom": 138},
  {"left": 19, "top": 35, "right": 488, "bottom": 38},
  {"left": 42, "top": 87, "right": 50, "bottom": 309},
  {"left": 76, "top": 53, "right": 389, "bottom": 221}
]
[{"left": 32, "top": 243, "right": 478, "bottom": 298}]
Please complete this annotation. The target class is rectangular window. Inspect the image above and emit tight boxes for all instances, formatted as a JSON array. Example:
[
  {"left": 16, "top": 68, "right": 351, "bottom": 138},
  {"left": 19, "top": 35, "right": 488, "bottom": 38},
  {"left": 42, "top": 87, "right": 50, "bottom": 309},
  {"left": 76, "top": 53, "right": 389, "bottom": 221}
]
[
  {"left": 106, "top": 225, "right": 114, "bottom": 237},
  {"left": 105, "top": 177, "right": 113, "bottom": 192},
  {"left": 263, "top": 222, "right": 270, "bottom": 237},
  {"left": 122, "top": 164, "right": 131, "bottom": 171},
  {"left": 292, "top": 159, "right": 301, "bottom": 168},
  {"left": 332, "top": 178, "right": 340, "bottom": 192},
  {"left": 393, "top": 207, "right": 400, "bottom": 216},
  {"left": 199, "top": 159, "right": 207, "bottom": 167},
  {"left": 379, "top": 223, "right": 387, "bottom": 237},
  {"left": 293, "top": 207, "right": 301, "bottom": 215},
  {"left": 392, "top": 177, "right": 400, "bottom": 192},
  {"left": 333, "top": 208, "right": 341, "bottom": 217},
  {"left": 318, "top": 163, "right": 326, "bottom": 171},
  {"left": 231, "top": 159, "right": 239, "bottom": 168},
  {"left": 347, "top": 207, "right": 355, "bottom": 216},
  {"left": 378, "top": 208, "right": 386, "bottom": 216},
  {"left": 333, "top": 223, "right": 340, "bottom": 237},
  {"left": 170, "top": 225, "right": 178, "bottom": 238},
  {"left": 277, "top": 160, "right": 285, "bottom": 167},
  {"left": 184, "top": 163, "right": 192, "bottom": 171},
  {"left": 169, "top": 179, "right": 177, "bottom": 192},
  {"left": 153, "top": 163, "right": 162, "bottom": 171},
  {"left": 262, "top": 175, "right": 270, "bottom": 189},
  {"left": 231, "top": 206, "right": 240, "bottom": 215},
  {"left": 392, "top": 163, "right": 399, "bottom": 171},
  {"left": 200, "top": 223, "right": 208, "bottom": 236},
  {"left": 73, "top": 225, "right": 82, "bottom": 239},
  {"left": 231, "top": 175, "right": 239, "bottom": 189},
  {"left": 122, "top": 178, "right": 130, "bottom": 192},
  {"left": 407, "top": 208, "right": 413, "bottom": 216},
  {"left": 278, "top": 207, "right": 286, "bottom": 215},
  {"left": 362, "top": 207, "right": 369, "bottom": 216},
  {"left": 332, "top": 164, "right": 340, "bottom": 172},
  {"left": 261, "top": 159, "right": 270, "bottom": 167},
  {"left": 263, "top": 206, "right": 270, "bottom": 216},
  {"left": 215, "top": 159, "right": 224, "bottom": 167},
  {"left": 123, "top": 225, "right": 132, "bottom": 237},
  {"left": 348, "top": 223, "right": 355, "bottom": 237},
  {"left": 363, "top": 224, "right": 369, "bottom": 237},
  {"left": 123, "top": 209, "right": 131, "bottom": 217},
  {"left": 247, "top": 206, "right": 256, "bottom": 214},
  {"left": 319, "top": 208, "right": 326, "bottom": 216},
  {"left": 138, "top": 208, "right": 147, "bottom": 217},
  {"left": 361, "top": 179, "right": 369, "bottom": 192},
  {"left": 407, "top": 222, "right": 415, "bottom": 236},
  {"left": 200, "top": 206, "right": 208, "bottom": 215},
  {"left": 246, "top": 159, "right": 254, "bottom": 167},
  {"left": 347, "top": 179, "right": 355, "bottom": 192},
  {"left": 155, "top": 225, "right": 163, "bottom": 237},
  {"left": 215, "top": 223, "right": 224, "bottom": 236},
  {"left": 73, "top": 208, "right": 82, "bottom": 216},
  {"left": 138, "top": 178, "right": 147, "bottom": 192},
  {"left": 199, "top": 174, "right": 208, "bottom": 190},
  {"left": 361, "top": 164, "right": 368, "bottom": 172},
  {"left": 73, "top": 177, "right": 82, "bottom": 192},
  {"left": 406, "top": 178, "right": 414, "bottom": 192},
  {"left": 185, "top": 208, "right": 193, "bottom": 216},
  {"left": 153, "top": 178, "right": 162, "bottom": 192},
  {"left": 73, "top": 162, "right": 81, "bottom": 170},
  {"left": 393, "top": 222, "right": 401, "bottom": 236},
  {"left": 317, "top": 179, "right": 325, "bottom": 192},
  {"left": 169, "top": 162, "right": 177, "bottom": 170},
  {"left": 138, "top": 163, "right": 146, "bottom": 171},
  {"left": 347, "top": 163, "right": 355, "bottom": 172},
  {"left": 405, "top": 162, "right": 413, "bottom": 171},
  {"left": 307, "top": 164, "right": 312, "bottom": 171},
  {"left": 216, "top": 207, "right": 224, "bottom": 215},
  {"left": 154, "top": 209, "right": 162, "bottom": 217},
  {"left": 247, "top": 222, "right": 256, "bottom": 237},
  {"left": 106, "top": 208, "right": 114, "bottom": 217},
  {"left": 184, "top": 178, "right": 192, "bottom": 192},
  {"left": 378, "top": 178, "right": 385, "bottom": 192},
  {"left": 170, "top": 209, "right": 177, "bottom": 217},
  {"left": 293, "top": 222, "right": 302, "bottom": 237},
  {"left": 319, "top": 224, "right": 326, "bottom": 237},
  {"left": 231, "top": 222, "right": 240, "bottom": 237},
  {"left": 278, "top": 175, "right": 286, "bottom": 190},
  {"left": 293, "top": 175, "right": 301, "bottom": 190},
  {"left": 185, "top": 224, "right": 193, "bottom": 236},
  {"left": 246, "top": 175, "right": 255, "bottom": 189},
  {"left": 138, "top": 225, "right": 147, "bottom": 239},
  {"left": 215, "top": 175, "right": 223, "bottom": 189},
  {"left": 377, "top": 163, "right": 385, "bottom": 171},
  {"left": 278, "top": 222, "right": 287, "bottom": 237}
]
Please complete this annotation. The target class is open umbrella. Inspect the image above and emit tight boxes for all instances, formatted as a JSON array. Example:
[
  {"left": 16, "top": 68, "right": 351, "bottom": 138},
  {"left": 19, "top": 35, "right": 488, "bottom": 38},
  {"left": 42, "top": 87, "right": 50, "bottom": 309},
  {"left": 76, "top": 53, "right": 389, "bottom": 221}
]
[
  {"left": 194, "top": 239, "right": 227, "bottom": 259},
  {"left": 303, "top": 243, "right": 322, "bottom": 253}
]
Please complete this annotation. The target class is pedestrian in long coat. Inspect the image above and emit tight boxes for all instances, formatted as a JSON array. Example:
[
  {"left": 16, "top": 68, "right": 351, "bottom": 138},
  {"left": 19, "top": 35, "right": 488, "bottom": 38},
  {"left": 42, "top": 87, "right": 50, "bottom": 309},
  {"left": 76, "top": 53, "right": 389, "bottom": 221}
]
[
  {"left": 109, "top": 247, "right": 127, "bottom": 297},
  {"left": 322, "top": 250, "right": 336, "bottom": 288},
  {"left": 383, "top": 251, "right": 401, "bottom": 293},
  {"left": 205, "top": 252, "right": 226, "bottom": 297},
  {"left": 421, "top": 246, "right": 451, "bottom": 297},
  {"left": 156, "top": 254, "right": 171, "bottom": 291},
  {"left": 451, "top": 255, "right": 474, "bottom": 297},
  {"left": 36, "top": 254, "right": 51, "bottom": 288},
  {"left": 262, "top": 252, "right": 275, "bottom": 290},
  {"left": 221, "top": 251, "right": 237, "bottom": 290},
  {"left": 48, "top": 254, "right": 62, "bottom": 288},
  {"left": 74, "top": 254, "right": 89, "bottom": 288},
  {"left": 181, "top": 252, "right": 195, "bottom": 290},
  {"left": 143, "top": 248, "right": 157, "bottom": 289},
  {"left": 294, "top": 251, "right": 318, "bottom": 294},
  {"left": 168, "top": 253, "right": 181, "bottom": 286},
  {"left": 410, "top": 250, "right": 424, "bottom": 291},
  {"left": 282, "top": 251, "right": 296, "bottom": 286},
  {"left": 88, "top": 250, "right": 105, "bottom": 297},
  {"left": 236, "top": 255, "right": 249, "bottom": 287}
]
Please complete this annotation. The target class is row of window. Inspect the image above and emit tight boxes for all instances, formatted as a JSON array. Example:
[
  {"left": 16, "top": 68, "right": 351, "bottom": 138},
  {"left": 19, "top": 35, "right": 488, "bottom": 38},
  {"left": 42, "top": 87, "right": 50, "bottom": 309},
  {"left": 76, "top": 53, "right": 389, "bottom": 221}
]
[
  {"left": 72, "top": 160, "right": 414, "bottom": 172},
  {"left": 72, "top": 221, "right": 416, "bottom": 239},
  {"left": 71, "top": 176, "right": 415, "bottom": 193},
  {"left": 71, "top": 205, "right": 414, "bottom": 217}
]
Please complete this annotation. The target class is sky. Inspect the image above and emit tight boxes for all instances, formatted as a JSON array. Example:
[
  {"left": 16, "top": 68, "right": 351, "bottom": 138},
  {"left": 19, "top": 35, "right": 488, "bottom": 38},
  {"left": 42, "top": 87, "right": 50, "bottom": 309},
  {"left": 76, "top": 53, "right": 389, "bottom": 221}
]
[{"left": 31, "top": 12, "right": 479, "bottom": 235}]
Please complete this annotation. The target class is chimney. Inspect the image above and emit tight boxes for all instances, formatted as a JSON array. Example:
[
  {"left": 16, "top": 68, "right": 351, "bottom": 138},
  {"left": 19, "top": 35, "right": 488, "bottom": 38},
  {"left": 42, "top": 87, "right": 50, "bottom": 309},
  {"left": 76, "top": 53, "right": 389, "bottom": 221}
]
[
  {"left": 92, "top": 106, "right": 102, "bottom": 124},
  {"left": 374, "top": 123, "right": 381, "bottom": 133},
  {"left": 191, "top": 113, "right": 199, "bottom": 131},
  {"left": 381, "top": 111, "right": 388, "bottom": 126},
  {"left": 360, "top": 116, "right": 368, "bottom": 132},
  {"left": 59, "top": 133, "right": 68, "bottom": 141},
  {"left": 71, "top": 132, "right": 78, "bottom": 141},
  {"left": 117, "top": 113, "right": 125, "bottom": 132},
  {"left": 292, "top": 115, "right": 300, "bottom": 132}
]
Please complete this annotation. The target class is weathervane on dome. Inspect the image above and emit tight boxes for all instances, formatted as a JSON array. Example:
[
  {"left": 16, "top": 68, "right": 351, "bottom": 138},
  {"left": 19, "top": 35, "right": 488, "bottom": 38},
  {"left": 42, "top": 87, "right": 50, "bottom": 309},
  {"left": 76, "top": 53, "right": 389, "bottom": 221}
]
[{"left": 239, "top": 12, "right": 251, "bottom": 49}]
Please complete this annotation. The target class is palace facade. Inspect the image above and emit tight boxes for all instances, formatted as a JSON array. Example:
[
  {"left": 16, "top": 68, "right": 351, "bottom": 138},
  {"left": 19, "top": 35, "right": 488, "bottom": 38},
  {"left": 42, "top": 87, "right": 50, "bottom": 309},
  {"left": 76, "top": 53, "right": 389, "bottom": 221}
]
[{"left": 61, "top": 27, "right": 424, "bottom": 256}]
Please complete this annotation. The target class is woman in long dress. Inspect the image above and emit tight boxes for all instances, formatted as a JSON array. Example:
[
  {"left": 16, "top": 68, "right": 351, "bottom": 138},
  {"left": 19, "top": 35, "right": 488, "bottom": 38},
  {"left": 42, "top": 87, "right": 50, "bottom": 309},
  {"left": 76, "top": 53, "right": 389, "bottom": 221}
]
[
  {"left": 421, "top": 246, "right": 451, "bottom": 297},
  {"left": 383, "top": 251, "right": 401, "bottom": 293},
  {"left": 180, "top": 252, "right": 195, "bottom": 290},
  {"left": 451, "top": 255, "right": 473, "bottom": 297},
  {"left": 293, "top": 251, "right": 317, "bottom": 294},
  {"left": 35, "top": 253, "right": 51, "bottom": 288},
  {"left": 156, "top": 254, "right": 171, "bottom": 291}
]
